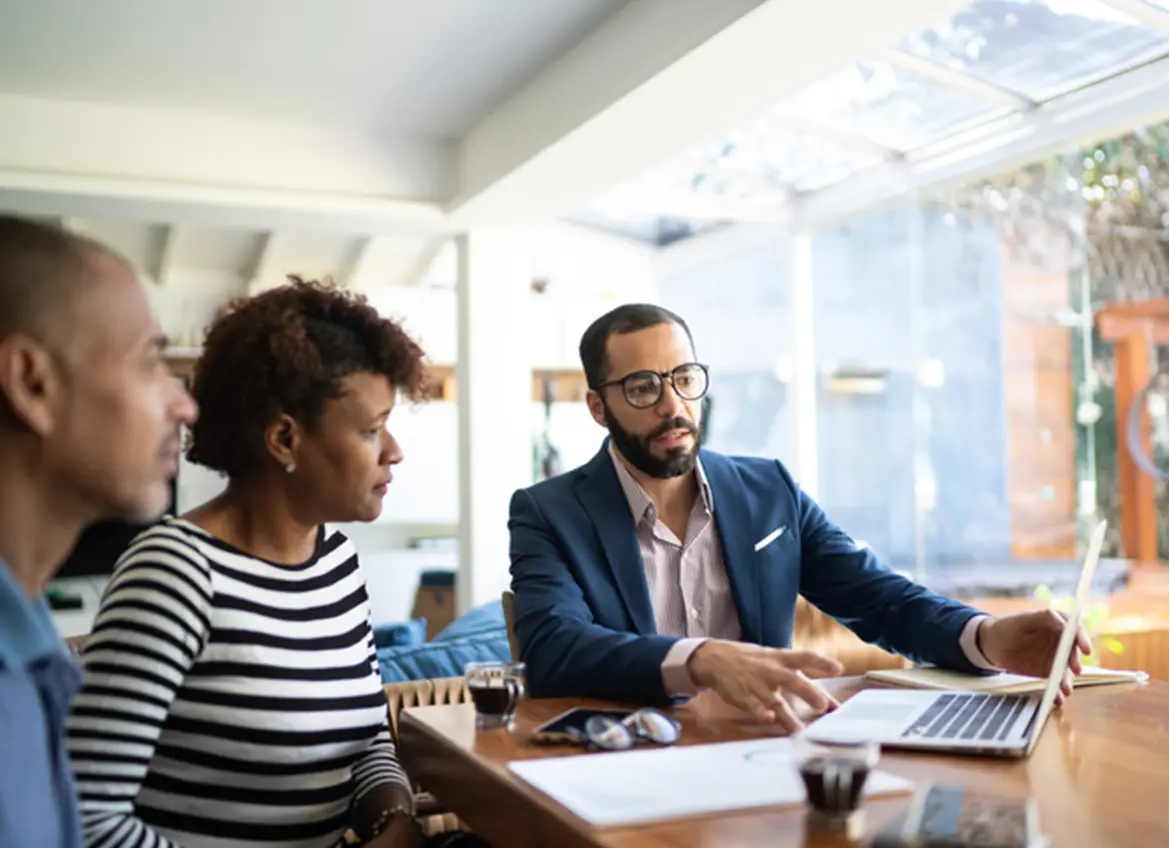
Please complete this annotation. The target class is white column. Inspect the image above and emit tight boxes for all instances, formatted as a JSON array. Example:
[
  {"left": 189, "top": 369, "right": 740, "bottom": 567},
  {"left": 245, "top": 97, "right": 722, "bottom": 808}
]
[
  {"left": 905, "top": 194, "right": 932, "bottom": 582},
  {"left": 455, "top": 229, "right": 535, "bottom": 614},
  {"left": 789, "top": 231, "right": 819, "bottom": 500}
]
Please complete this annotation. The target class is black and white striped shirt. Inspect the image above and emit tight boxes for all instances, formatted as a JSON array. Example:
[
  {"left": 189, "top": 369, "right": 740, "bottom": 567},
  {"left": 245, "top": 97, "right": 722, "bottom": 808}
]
[{"left": 66, "top": 518, "right": 410, "bottom": 848}]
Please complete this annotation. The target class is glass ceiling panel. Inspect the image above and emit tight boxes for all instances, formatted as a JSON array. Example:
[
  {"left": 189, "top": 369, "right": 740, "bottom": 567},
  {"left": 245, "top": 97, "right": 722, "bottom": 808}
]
[
  {"left": 780, "top": 59, "right": 1007, "bottom": 152},
  {"left": 686, "top": 124, "right": 885, "bottom": 195},
  {"left": 598, "top": 119, "right": 883, "bottom": 210},
  {"left": 900, "top": 0, "right": 1169, "bottom": 102},
  {"left": 569, "top": 208, "right": 718, "bottom": 246}
]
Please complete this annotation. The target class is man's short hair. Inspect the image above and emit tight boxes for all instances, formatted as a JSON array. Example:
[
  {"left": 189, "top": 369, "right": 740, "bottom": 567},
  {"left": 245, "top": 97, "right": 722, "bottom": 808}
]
[
  {"left": 0, "top": 214, "right": 118, "bottom": 346},
  {"left": 0, "top": 215, "right": 126, "bottom": 428},
  {"left": 578, "top": 303, "right": 694, "bottom": 388}
]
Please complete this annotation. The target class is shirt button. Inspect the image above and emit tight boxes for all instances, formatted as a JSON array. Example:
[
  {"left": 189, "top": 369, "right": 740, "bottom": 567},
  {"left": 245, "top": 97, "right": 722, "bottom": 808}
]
[{"left": 690, "top": 608, "right": 701, "bottom": 620}]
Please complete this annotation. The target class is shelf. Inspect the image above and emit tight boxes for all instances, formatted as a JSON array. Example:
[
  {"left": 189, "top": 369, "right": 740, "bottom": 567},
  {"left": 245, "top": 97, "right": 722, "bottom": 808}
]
[{"left": 423, "top": 365, "right": 586, "bottom": 403}]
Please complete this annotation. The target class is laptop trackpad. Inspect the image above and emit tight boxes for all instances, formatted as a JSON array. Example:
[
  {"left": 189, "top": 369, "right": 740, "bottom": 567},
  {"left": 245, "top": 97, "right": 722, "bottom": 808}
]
[{"left": 805, "top": 693, "right": 925, "bottom": 743}]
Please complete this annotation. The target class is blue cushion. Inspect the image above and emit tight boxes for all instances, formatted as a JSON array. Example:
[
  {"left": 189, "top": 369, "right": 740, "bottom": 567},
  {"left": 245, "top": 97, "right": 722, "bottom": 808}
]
[
  {"left": 376, "top": 630, "right": 511, "bottom": 683},
  {"left": 433, "top": 600, "right": 505, "bottom": 642},
  {"left": 376, "top": 600, "right": 510, "bottom": 683},
  {"left": 372, "top": 617, "right": 427, "bottom": 650}
]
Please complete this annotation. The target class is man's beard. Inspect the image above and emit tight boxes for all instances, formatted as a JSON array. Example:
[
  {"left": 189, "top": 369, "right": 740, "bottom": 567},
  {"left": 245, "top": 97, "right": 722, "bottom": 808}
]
[{"left": 604, "top": 407, "right": 701, "bottom": 479}]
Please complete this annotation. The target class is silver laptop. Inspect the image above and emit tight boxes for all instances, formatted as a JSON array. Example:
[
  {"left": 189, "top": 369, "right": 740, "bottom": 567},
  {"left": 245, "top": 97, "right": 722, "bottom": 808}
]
[{"left": 804, "top": 519, "right": 1107, "bottom": 759}]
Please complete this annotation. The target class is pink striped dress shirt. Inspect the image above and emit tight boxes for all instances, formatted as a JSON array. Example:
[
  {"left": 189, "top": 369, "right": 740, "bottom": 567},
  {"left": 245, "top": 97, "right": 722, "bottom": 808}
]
[{"left": 607, "top": 445, "right": 994, "bottom": 697}]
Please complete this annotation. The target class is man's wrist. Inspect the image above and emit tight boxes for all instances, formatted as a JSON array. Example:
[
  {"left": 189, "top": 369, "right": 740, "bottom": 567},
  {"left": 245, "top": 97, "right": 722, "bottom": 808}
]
[
  {"left": 686, "top": 638, "right": 722, "bottom": 688},
  {"left": 663, "top": 638, "right": 707, "bottom": 696},
  {"left": 957, "top": 615, "right": 999, "bottom": 671},
  {"left": 973, "top": 616, "right": 1000, "bottom": 669}
]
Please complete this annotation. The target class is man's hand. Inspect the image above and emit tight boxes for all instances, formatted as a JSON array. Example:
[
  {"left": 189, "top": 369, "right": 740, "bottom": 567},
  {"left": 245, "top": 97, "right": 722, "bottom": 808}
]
[
  {"left": 687, "top": 640, "right": 843, "bottom": 731},
  {"left": 978, "top": 610, "right": 1093, "bottom": 706},
  {"left": 366, "top": 814, "right": 425, "bottom": 848}
]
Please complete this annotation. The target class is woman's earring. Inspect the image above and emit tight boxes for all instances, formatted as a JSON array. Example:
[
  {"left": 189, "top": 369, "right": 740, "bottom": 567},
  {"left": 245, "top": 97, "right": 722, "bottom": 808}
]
[{"left": 285, "top": 463, "right": 296, "bottom": 474}]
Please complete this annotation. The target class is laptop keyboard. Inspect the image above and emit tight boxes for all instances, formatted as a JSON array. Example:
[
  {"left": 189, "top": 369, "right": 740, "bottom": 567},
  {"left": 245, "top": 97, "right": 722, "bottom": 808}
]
[{"left": 900, "top": 694, "right": 1029, "bottom": 742}]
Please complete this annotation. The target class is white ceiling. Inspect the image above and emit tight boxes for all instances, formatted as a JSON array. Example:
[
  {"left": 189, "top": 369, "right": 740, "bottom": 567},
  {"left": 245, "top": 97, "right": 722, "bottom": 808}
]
[
  {"left": 3, "top": 0, "right": 1020, "bottom": 309},
  {"left": 2, "top": 0, "right": 973, "bottom": 233},
  {"left": 0, "top": 0, "right": 628, "bottom": 138}
]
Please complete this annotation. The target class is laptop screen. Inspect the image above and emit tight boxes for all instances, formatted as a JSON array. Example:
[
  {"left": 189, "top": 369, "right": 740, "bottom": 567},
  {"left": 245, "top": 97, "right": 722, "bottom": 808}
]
[{"left": 1025, "top": 519, "right": 1108, "bottom": 751}]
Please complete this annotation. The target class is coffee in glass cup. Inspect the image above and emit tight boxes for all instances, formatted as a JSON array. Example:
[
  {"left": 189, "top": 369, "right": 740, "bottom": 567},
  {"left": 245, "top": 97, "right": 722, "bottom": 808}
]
[
  {"left": 795, "top": 736, "right": 879, "bottom": 840},
  {"left": 465, "top": 661, "right": 525, "bottom": 729}
]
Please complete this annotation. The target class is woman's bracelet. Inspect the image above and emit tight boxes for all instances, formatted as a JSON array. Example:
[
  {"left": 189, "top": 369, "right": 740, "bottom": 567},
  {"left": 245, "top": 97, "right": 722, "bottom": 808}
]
[{"left": 368, "top": 797, "right": 415, "bottom": 840}]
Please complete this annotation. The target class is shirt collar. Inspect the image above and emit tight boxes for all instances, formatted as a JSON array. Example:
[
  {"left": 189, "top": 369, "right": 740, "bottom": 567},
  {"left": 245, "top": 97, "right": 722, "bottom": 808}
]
[
  {"left": 607, "top": 441, "right": 715, "bottom": 525},
  {"left": 0, "top": 560, "right": 62, "bottom": 669}
]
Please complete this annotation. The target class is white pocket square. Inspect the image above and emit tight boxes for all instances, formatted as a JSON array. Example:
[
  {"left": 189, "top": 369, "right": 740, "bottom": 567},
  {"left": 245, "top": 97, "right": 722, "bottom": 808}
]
[{"left": 754, "top": 526, "right": 786, "bottom": 552}]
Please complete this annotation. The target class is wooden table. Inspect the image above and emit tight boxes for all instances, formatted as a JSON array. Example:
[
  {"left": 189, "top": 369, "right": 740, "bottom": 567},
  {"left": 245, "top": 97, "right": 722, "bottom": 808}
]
[{"left": 398, "top": 678, "right": 1169, "bottom": 847}]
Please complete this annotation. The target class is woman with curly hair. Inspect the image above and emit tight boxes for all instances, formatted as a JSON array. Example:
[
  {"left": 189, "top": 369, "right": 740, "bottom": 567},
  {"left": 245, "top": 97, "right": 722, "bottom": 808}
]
[{"left": 66, "top": 279, "right": 481, "bottom": 848}]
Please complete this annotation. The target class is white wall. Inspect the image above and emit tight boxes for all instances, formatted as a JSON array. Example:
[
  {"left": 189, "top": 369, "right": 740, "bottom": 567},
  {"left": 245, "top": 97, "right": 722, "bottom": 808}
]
[
  {"left": 528, "top": 222, "right": 660, "bottom": 368},
  {"left": 364, "top": 222, "right": 659, "bottom": 369}
]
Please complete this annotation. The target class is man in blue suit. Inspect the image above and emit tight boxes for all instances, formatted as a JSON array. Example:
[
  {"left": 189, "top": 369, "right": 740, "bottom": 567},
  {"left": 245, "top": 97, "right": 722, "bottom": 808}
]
[{"left": 509, "top": 304, "right": 1089, "bottom": 731}]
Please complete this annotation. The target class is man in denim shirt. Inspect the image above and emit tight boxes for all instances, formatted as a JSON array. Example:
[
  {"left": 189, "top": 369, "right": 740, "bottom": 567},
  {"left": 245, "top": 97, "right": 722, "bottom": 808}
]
[
  {"left": 0, "top": 215, "right": 198, "bottom": 846},
  {"left": 0, "top": 560, "right": 84, "bottom": 846}
]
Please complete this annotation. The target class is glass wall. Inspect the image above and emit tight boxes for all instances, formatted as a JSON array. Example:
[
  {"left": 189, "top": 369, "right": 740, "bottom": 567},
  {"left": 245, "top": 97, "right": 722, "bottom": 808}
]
[
  {"left": 808, "top": 199, "right": 1011, "bottom": 581},
  {"left": 658, "top": 123, "right": 1168, "bottom": 592}
]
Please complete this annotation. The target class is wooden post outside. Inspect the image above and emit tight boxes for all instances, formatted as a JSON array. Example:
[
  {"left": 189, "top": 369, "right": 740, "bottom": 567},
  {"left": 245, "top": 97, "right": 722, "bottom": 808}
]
[
  {"left": 1113, "top": 330, "right": 1158, "bottom": 561},
  {"left": 1095, "top": 297, "right": 1167, "bottom": 563}
]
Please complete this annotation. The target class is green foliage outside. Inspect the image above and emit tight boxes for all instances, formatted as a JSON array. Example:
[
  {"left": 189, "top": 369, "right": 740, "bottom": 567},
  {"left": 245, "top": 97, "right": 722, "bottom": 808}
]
[
  {"left": 1032, "top": 583, "right": 1126, "bottom": 667},
  {"left": 937, "top": 123, "right": 1169, "bottom": 560}
]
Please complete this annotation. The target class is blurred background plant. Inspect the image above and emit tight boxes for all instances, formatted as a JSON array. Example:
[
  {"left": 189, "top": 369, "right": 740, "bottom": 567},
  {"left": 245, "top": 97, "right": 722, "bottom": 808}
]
[
  {"left": 1033, "top": 583, "right": 1127, "bottom": 666},
  {"left": 938, "top": 122, "right": 1169, "bottom": 559}
]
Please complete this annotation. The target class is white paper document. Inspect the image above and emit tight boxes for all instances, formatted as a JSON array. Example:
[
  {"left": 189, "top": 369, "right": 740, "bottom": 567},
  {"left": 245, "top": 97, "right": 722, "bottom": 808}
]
[{"left": 507, "top": 738, "right": 913, "bottom": 828}]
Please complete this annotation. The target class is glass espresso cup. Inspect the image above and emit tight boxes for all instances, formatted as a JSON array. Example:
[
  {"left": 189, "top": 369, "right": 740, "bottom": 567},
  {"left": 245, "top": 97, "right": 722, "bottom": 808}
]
[
  {"left": 465, "top": 661, "right": 526, "bottom": 729},
  {"left": 794, "top": 736, "right": 879, "bottom": 839}
]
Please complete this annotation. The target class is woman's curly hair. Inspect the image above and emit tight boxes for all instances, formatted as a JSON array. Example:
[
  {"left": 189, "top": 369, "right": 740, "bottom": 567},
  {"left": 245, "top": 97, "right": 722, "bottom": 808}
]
[{"left": 187, "top": 276, "right": 429, "bottom": 477}]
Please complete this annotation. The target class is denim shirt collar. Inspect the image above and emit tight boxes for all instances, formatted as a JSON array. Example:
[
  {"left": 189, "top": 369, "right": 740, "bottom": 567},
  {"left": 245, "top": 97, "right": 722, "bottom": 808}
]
[{"left": 0, "top": 560, "right": 63, "bottom": 669}]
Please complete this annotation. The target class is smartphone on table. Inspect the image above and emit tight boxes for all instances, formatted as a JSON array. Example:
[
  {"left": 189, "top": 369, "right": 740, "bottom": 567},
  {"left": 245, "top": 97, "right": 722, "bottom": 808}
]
[{"left": 530, "top": 707, "right": 634, "bottom": 745}]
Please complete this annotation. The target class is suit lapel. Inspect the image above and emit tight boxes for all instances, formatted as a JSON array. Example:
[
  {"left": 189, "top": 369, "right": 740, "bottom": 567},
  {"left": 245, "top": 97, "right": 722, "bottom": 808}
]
[
  {"left": 701, "top": 451, "right": 763, "bottom": 644},
  {"left": 575, "top": 445, "right": 657, "bottom": 635}
]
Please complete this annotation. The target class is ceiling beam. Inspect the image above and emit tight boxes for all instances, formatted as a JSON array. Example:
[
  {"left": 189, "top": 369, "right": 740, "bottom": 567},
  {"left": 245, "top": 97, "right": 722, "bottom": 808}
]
[
  {"left": 0, "top": 94, "right": 453, "bottom": 209},
  {"left": 1097, "top": 0, "right": 1168, "bottom": 35},
  {"left": 0, "top": 169, "right": 450, "bottom": 237},
  {"left": 447, "top": 0, "right": 968, "bottom": 225},
  {"left": 340, "top": 236, "right": 378, "bottom": 289},
  {"left": 244, "top": 231, "right": 283, "bottom": 295},
  {"left": 881, "top": 49, "right": 1037, "bottom": 112},
  {"left": 149, "top": 224, "right": 179, "bottom": 286},
  {"left": 400, "top": 238, "right": 450, "bottom": 287}
]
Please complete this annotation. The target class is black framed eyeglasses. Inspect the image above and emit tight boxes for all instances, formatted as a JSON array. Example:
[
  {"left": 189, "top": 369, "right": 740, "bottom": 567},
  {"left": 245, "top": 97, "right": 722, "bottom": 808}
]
[{"left": 595, "top": 363, "right": 710, "bottom": 410}]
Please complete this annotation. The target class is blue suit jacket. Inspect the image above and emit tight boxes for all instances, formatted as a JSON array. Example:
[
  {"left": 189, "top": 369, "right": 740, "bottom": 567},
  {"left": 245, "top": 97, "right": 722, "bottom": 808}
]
[{"left": 508, "top": 444, "right": 985, "bottom": 706}]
